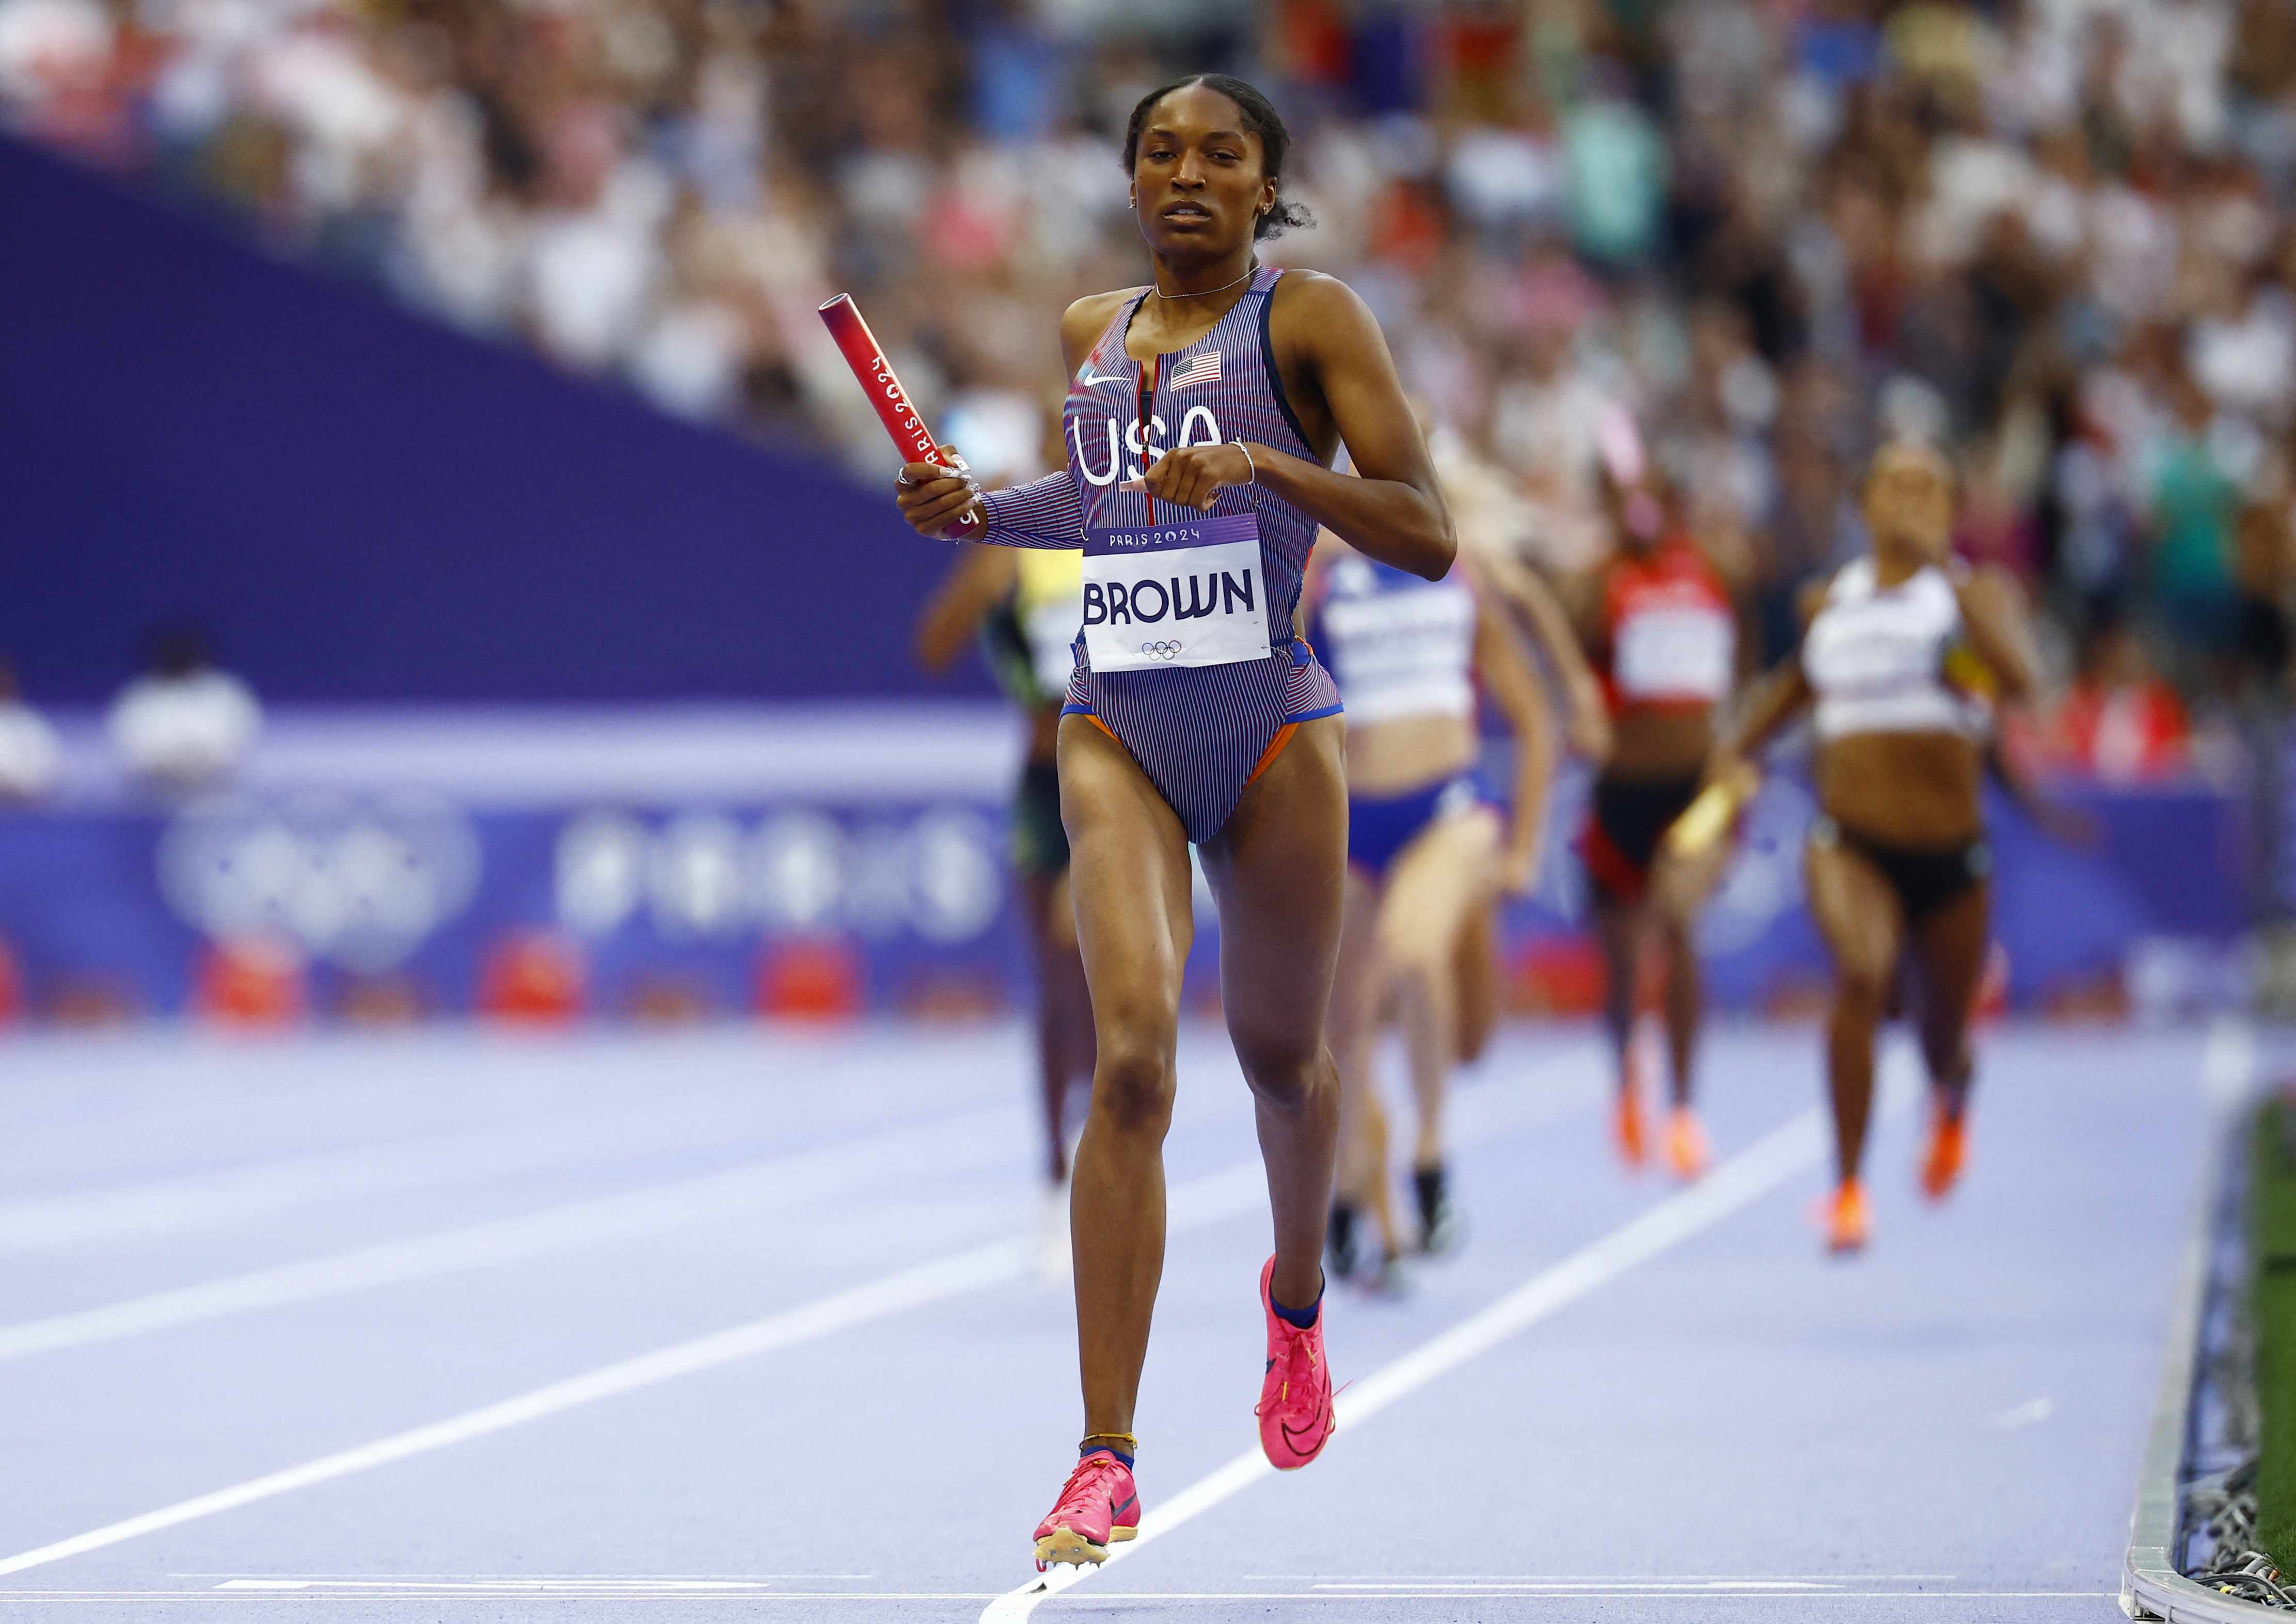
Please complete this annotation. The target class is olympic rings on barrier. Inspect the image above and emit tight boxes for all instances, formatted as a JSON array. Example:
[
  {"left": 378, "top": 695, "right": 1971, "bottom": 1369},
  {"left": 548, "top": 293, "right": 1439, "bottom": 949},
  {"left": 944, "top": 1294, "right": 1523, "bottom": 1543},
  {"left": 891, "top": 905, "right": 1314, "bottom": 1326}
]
[{"left": 1141, "top": 641, "right": 1184, "bottom": 661}]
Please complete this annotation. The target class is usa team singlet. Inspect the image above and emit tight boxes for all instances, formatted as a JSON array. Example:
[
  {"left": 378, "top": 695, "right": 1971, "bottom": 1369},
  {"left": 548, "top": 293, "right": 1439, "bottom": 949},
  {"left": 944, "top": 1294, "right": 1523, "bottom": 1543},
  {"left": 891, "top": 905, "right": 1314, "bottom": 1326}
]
[{"left": 976, "top": 266, "right": 1341, "bottom": 844}]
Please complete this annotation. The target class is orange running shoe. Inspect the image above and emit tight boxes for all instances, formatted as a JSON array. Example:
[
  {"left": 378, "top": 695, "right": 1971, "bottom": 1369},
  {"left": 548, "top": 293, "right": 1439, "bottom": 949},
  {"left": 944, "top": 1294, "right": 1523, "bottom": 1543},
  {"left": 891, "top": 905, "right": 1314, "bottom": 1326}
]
[
  {"left": 1612, "top": 1084, "right": 1646, "bottom": 1169},
  {"left": 1920, "top": 1102, "right": 1967, "bottom": 1202},
  {"left": 1825, "top": 1179, "right": 1870, "bottom": 1254},
  {"left": 1664, "top": 1106, "right": 1710, "bottom": 1181}
]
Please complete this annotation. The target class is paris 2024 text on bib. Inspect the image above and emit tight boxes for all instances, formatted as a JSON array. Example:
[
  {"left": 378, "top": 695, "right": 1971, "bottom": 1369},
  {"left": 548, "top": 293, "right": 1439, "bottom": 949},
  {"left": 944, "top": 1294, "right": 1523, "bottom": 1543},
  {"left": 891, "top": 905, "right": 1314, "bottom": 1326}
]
[{"left": 1082, "top": 513, "right": 1273, "bottom": 672}]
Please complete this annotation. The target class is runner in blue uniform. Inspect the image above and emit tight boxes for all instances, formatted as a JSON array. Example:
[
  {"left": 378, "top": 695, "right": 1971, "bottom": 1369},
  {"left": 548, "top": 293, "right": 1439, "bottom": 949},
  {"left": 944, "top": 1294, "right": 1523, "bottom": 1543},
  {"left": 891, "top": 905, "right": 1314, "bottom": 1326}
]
[
  {"left": 894, "top": 73, "right": 1455, "bottom": 1568},
  {"left": 1307, "top": 536, "right": 1555, "bottom": 1288}
]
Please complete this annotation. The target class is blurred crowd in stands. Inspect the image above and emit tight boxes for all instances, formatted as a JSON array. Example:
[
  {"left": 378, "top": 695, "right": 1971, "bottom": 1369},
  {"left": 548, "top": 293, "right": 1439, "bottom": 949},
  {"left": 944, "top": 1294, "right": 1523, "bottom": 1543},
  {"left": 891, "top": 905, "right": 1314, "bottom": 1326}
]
[
  {"left": 5, "top": 0, "right": 2296, "bottom": 782},
  {"left": 0, "top": 633, "right": 262, "bottom": 800}
]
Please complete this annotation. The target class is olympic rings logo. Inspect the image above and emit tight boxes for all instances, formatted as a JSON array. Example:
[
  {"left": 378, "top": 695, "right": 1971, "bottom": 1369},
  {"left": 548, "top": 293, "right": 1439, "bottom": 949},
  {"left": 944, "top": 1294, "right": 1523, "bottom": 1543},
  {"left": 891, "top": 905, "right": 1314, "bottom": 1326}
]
[{"left": 1141, "top": 640, "right": 1184, "bottom": 661}]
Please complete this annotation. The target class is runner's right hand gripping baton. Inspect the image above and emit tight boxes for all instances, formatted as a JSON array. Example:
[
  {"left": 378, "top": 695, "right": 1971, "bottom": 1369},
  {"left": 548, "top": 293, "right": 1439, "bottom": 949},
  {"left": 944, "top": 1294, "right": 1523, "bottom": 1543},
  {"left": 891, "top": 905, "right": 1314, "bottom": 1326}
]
[
  {"left": 1665, "top": 761, "right": 1761, "bottom": 860},
  {"left": 818, "top": 294, "right": 981, "bottom": 540}
]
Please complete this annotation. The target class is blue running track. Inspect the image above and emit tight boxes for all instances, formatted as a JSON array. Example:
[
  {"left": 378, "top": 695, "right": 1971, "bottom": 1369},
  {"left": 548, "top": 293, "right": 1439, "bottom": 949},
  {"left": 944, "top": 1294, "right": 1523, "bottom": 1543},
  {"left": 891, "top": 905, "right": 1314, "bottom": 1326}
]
[{"left": 0, "top": 1019, "right": 2221, "bottom": 1620}]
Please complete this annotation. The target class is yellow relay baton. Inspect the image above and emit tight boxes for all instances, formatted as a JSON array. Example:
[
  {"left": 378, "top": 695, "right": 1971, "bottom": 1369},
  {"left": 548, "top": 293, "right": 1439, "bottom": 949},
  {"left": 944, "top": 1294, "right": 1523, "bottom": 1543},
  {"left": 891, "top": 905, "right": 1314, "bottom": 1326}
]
[{"left": 1665, "top": 761, "right": 1761, "bottom": 860}]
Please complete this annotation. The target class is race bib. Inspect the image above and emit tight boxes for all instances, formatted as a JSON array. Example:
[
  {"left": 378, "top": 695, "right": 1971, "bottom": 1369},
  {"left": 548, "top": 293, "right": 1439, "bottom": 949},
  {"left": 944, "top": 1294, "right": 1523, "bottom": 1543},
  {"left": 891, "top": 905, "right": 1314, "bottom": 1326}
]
[
  {"left": 1082, "top": 513, "right": 1272, "bottom": 672},
  {"left": 1614, "top": 604, "right": 1733, "bottom": 701}
]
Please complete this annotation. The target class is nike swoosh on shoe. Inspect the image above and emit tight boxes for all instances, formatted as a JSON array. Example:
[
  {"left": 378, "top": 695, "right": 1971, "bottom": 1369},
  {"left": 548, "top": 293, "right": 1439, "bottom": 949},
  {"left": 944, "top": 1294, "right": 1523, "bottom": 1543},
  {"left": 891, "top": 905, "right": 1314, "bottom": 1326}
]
[{"left": 1281, "top": 1407, "right": 1331, "bottom": 1450}]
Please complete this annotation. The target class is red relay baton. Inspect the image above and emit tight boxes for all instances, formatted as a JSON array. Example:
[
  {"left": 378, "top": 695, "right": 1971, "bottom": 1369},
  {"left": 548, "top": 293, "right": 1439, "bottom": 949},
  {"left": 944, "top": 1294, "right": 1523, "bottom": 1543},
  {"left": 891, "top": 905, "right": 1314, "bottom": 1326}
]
[{"left": 818, "top": 293, "right": 981, "bottom": 540}]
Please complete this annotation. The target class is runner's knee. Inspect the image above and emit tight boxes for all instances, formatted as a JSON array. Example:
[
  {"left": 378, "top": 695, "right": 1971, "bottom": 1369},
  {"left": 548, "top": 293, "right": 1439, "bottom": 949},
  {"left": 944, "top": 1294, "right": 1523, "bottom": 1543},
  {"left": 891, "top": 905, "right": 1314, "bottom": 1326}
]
[
  {"left": 1090, "top": 1014, "right": 1176, "bottom": 1134},
  {"left": 1919, "top": 1021, "right": 1972, "bottom": 1085},
  {"left": 1833, "top": 960, "right": 1890, "bottom": 1017},
  {"left": 1231, "top": 1030, "right": 1326, "bottom": 1114},
  {"left": 1377, "top": 929, "right": 1448, "bottom": 1006}
]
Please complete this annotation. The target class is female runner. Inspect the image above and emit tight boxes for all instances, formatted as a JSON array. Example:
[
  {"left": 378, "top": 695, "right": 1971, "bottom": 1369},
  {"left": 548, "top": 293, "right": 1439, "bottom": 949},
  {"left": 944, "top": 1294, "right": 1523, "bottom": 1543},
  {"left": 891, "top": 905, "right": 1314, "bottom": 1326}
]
[
  {"left": 915, "top": 540, "right": 1093, "bottom": 1278},
  {"left": 1714, "top": 439, "right": 2033, "bottom": 1253},
  {"left": 1565, "top": 417, "right": 1739, "bottom": 1179},
  {"left": 1309, "top": 535, "right": 1556, "bottom": 1287},
  {"left": 894, "top": 74, "right": 1454, "bottom": 1566}
]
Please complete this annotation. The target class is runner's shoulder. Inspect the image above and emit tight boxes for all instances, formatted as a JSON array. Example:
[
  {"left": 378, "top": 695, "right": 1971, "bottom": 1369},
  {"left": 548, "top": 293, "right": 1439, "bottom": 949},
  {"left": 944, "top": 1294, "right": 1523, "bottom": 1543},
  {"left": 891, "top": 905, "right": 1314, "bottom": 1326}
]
[
  {"left": 1267, "top": 268, "right": 1371, "bottom": 329},
  {"left": 1060, "top": 290, "right": 1146, "bottom": 369}
]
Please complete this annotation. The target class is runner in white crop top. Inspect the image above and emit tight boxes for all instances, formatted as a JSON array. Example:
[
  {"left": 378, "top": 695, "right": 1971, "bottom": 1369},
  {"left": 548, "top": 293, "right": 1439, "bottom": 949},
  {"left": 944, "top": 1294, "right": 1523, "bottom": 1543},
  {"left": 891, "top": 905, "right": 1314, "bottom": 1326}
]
[
  {"left": 1305, "top": 539, "right": 1560, "bottom": 1290},
  {"left": 1803, "top": 555, "right": 1990, "bottom": 744},
  {"left": 1717, "top": 440, "right": 2035, "bottom": 1255}
]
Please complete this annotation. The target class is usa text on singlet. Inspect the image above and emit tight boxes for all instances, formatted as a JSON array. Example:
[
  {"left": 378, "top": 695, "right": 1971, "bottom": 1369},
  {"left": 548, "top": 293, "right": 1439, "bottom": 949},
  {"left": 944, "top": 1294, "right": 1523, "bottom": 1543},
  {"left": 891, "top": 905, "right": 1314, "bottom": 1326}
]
[{"left": 1083, "top": 512, "right": 1272, "bottom": 670}]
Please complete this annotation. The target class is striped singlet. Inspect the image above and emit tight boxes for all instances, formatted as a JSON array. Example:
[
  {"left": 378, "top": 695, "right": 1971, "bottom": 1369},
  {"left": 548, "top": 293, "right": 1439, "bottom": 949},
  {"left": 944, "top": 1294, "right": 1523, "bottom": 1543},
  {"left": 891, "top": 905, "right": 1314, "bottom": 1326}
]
[{"left": 976, "top": 266, "right": 1342, "bottom": 844}]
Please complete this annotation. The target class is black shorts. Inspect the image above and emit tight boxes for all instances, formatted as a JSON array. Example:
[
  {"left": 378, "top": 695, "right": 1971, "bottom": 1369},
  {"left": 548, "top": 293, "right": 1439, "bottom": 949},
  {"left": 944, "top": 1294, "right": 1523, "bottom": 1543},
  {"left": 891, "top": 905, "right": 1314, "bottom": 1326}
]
[
  {"left": 1813, "top": 816, "right": 1990, "bottom": 923},
  {"left": 1583, "top": 773, "right": 1703, "bottom": 902},
  {"left": 1011, "top": 758, "right": 1070, "bottom": 879}
]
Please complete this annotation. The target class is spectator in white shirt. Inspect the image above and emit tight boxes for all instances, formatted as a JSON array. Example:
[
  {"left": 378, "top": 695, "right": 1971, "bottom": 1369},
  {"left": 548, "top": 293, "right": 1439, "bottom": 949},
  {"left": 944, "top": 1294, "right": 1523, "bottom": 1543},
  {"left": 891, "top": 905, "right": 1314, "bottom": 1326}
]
[
  {"left": 108, "top": 630, "right": 262, "bottom": 790},
  {"left": 0, "top": 658, "right": 59, "bottom": 801}
]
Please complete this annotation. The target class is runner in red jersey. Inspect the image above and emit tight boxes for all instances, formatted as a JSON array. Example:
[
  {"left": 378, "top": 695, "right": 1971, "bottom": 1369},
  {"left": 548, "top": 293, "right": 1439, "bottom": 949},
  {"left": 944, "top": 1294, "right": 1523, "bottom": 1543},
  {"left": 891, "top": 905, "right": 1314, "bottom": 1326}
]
[{"left": 1567, "top": 411, "right": 1741, "bottom": 1180}]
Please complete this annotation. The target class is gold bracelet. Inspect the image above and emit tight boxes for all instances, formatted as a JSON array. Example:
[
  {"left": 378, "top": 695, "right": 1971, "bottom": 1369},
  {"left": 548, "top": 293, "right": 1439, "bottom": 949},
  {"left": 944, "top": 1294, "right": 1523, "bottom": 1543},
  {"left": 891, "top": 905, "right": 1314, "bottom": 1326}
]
[{"left": 1079, "top": 1432, "right": 1139, "bottom": 1455}]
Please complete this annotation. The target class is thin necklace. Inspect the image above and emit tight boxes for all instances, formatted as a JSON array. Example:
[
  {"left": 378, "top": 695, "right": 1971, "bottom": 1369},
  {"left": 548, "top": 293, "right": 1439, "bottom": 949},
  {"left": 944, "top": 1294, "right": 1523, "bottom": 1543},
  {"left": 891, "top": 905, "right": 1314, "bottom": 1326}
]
[{"left": 1152, "top": 261, "right": 1257, "bottom": 300}]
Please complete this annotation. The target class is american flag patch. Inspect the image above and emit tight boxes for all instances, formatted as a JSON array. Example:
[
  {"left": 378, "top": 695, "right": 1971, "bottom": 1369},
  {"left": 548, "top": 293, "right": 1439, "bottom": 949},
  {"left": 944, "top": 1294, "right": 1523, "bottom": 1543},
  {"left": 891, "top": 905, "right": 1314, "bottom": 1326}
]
[{"left": 1170, "top": 351, "right": 1222, "bottom": 390}]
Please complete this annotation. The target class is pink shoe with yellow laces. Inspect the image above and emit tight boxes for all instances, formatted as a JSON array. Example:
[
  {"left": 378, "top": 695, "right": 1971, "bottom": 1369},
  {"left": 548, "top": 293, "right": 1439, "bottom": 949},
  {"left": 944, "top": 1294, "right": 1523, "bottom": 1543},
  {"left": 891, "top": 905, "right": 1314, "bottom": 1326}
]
[
  {"left": 1031, "top": 1447, "right": 1139, "bottom": 1570},
  {"left": 1256, "top": 1255, "right": 1336, "bottom": 1470}
]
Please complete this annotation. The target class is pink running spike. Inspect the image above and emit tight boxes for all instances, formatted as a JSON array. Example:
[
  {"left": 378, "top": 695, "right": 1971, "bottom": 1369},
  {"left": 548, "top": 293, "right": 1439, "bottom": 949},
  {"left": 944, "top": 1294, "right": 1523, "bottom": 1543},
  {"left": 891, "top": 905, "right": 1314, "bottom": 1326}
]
[
  {"left": 1255, "top": 1255, "right": 1336, "bottom": 1469},
  {"left": 1031, "top": 1448, "right": 1139, "bottom": 1570}
]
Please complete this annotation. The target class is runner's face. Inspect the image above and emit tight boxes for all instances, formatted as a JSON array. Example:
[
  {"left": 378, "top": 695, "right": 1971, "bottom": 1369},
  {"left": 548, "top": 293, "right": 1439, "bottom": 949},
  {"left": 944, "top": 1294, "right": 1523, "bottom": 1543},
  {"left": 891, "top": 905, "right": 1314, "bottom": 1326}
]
[
  {"left": 1603, "top": 475, "right": 1666, "bottom": 555},
  {"left": 1132, "top": 86, "right": 1278, "bottom": 261},
  {"left": 1863, "top": 450, "right": 1954, "bottom": 563}
]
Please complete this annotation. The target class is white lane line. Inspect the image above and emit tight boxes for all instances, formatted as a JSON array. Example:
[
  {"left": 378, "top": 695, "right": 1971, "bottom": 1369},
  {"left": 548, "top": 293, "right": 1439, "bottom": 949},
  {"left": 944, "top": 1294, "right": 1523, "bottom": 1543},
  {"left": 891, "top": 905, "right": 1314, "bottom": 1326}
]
[
  {"left": 0, "top": 1043, "right": 1601, "bottom": 1583},
  {"left": 0, "top": 1588, "right": 2118, "bottom": 1604},
  {"left": 0, "top": 1235, "right": 1033, "bottom": 1581},
  {"left": 983, "top": 1068, "right": 1918, "bottom": 1622},
  {"left": 181, "top": 1571, "right": 877, "bottom": 1581},
  {"left": 0, "top": 1132, "right": 1342, "bottom": 1582},
  {"left": 0, "top": 1033, "right": 1572, "bottom": 1256},
  {"left": 0, "top": 1145, "right": 1317, "bottom": 1582},
  {"left": 212, "top": 1578, "right": 777, "bottom": 1591},
  {"left": 0, "top": 1036, "right": 1585, "bottom": 1365},
  {"left": 0, "top": 1083, "right": 885, "bottom": 1254},
  {"left": 0, "top": 1034, "right": 1003, "bottom": 1254},
  {"left": 1061, "top": 1593, "right": 2115, "bottom": 1605},
  {"left": 0, "top": 1127, "right": 595, "bottom": 1252},
  {"left": 0, "top": 1108, "right": 1024, "bottom": 1362},
  {"left": 1315, "top": 1580, "right": 1831, "bottom": 1589},
  {"left": 1244, "top": 1573, "right": 1961, "bottom": 1580}
]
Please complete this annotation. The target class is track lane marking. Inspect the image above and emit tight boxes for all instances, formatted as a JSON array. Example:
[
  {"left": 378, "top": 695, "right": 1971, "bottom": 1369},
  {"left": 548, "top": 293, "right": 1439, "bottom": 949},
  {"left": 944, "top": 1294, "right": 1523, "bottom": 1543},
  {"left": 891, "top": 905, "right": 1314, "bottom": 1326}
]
[
  {"left": 0, "top": 1123, "right": 634, "bottom": 1252},
  {"left": 0, "top": 1044, "right": 1601, "bottom": 1582},
  {"left": 0, "top": 1587, "right": 2124, "bottom": 1603},
  {"left": 0, "top": 1153, "right": 1283, "bottom": 1583},
  {"left": 982, "top": 1069, "right": 1918, "bottom": 1621},
  {"left": 0, "top": 1038, "right": 1598, "bottom": 1366},
  {"left": 0, "top": 1236, "right": 1036, "bottom": 1581},
  {"left": 0, "top": 1107, "right": 1027, "bottom": 1361},
  {"left": 0, "top": 1045, "right": 940, "bottom": 1252},
  {"left": 0, "top": 1592, "right": 1035, "bottom": 1604}
]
